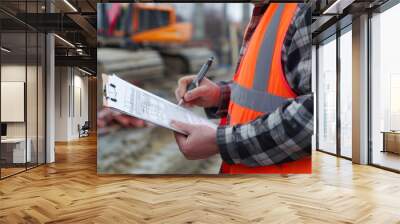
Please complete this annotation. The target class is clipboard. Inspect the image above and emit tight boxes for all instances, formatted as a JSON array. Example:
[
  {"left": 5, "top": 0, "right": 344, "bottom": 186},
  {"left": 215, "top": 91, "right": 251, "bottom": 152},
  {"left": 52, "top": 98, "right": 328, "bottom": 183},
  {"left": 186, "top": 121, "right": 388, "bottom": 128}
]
[{"left": 102, "top": 74, "right": 217, "bottom": 134}]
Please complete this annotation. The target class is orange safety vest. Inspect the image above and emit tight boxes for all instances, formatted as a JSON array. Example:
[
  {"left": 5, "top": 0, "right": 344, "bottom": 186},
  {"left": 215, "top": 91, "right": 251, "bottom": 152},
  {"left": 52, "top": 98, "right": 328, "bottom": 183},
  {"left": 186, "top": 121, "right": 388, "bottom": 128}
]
[{"left": 220, "top": 3, "right": 311, "bottom": 174}]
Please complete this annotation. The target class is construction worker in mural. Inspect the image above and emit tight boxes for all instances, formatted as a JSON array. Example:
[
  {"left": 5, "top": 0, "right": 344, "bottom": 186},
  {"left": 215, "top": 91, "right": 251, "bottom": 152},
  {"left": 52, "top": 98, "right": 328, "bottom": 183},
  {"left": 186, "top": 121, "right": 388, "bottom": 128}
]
[{"left": 172, "top": 3, "right": 313, "bottom": 174}]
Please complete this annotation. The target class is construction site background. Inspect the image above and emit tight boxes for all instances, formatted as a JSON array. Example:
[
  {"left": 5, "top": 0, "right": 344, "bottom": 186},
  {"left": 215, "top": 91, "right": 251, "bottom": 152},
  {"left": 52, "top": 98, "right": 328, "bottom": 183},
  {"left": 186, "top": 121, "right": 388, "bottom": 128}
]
[{"left": 97, "top": 3, "right": 252, "bottom": 174}]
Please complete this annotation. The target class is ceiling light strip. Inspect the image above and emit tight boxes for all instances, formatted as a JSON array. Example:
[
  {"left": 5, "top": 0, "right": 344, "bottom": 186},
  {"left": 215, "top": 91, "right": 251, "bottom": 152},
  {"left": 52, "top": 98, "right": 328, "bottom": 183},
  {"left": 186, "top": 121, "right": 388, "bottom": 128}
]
[
  {"left": 323, "top": 0, "right": 355, "bottom": 15},
  {"left": 63, "top": 0, "right": 78, "bottom": 12},
  {"left": 1, "top": 47, "right": 11, "bottom": 53},
  {"left": 78, "top": 67, "right": 93, "bottom": 76},
  {"left": 54, "top": 34, "right": 75, "bottom": 48}
]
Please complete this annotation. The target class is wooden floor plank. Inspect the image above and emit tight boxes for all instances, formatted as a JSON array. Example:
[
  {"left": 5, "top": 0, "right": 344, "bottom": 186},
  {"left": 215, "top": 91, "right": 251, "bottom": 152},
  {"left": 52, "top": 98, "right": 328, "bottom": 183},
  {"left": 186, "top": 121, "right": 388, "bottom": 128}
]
[{"left": 1, "top": 135, "right": 400, "bottom": 223}]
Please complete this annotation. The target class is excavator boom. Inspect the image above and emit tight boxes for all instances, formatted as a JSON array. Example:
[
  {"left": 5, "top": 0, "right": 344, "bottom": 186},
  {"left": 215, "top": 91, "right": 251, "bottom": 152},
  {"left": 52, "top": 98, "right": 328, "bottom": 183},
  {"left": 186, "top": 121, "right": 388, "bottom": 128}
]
[{"left": 132, "top": 22, "right": 192, "bottom": 44}]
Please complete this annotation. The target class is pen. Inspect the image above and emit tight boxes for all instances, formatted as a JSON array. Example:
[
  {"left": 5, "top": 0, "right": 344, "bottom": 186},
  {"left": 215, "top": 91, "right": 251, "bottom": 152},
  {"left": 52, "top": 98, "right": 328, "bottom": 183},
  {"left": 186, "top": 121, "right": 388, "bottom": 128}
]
[{"left": 178, "top": 56, "right": 214, "bottom": 106}]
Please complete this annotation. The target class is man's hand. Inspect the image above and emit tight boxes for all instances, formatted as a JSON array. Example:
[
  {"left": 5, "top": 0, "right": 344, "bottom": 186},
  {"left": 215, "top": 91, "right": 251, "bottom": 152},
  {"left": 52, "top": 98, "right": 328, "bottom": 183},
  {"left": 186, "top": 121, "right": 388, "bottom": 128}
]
[
  {"left": 175, "top": 75, "right": 220, "bottom": 108},
  {"left": 171, "top": 120, "right": 219, "bottom": 160}
]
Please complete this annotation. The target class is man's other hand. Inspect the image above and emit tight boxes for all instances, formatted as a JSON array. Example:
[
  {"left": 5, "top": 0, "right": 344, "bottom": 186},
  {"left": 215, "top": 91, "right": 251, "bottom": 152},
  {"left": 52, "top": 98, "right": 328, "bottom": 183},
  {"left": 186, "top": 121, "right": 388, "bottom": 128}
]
[
  {"left": 171, "top": 120, "right": 219, "bottom": 160},
  {"left": 175, "top": 75, "right": 220, "bottom": 108}
]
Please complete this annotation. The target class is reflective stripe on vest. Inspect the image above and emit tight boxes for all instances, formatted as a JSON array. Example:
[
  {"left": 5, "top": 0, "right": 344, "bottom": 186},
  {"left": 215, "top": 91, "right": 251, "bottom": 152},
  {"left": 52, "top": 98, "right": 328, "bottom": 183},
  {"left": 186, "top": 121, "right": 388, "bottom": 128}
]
[
  {"left": 252, "top": 4, "right": 284, "bottom": 91},
  {"left": 220, "top": 3, "right": 311, "bottom": 174},
  {"left": 231, "top": 82, "right": 291, "bottom": 113}
]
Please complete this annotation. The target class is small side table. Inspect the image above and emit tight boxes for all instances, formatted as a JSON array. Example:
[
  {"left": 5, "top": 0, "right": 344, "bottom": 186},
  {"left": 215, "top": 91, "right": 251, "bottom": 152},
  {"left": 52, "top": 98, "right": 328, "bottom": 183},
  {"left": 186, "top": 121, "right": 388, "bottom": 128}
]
[{"left": 381, "top": 131, "right": 400, "bottom": 154}]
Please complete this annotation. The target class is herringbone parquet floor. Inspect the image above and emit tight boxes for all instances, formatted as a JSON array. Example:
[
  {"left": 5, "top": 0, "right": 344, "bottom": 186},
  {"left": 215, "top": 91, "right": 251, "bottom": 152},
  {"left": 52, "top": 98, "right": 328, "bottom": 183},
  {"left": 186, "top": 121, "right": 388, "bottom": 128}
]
[{"left": 1, "top": 135, "right": 400, "bottom": 224}]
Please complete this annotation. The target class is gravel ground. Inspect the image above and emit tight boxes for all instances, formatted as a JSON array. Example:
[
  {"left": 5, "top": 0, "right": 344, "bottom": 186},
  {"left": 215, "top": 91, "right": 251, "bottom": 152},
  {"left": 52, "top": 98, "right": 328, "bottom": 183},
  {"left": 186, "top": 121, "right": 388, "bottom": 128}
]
[{"left": 98, "top": 71, "right": 233, "bottom": 174}]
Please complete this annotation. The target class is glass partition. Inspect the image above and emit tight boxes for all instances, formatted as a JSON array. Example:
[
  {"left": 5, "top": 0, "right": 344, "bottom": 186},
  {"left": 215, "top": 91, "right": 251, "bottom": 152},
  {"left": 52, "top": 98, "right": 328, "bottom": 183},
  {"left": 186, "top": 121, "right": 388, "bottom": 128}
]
[
  {"left": 370, "top": 3, "right": 400, "bottom": 171},
  {"left": 26, "top": 0, "right": 45, "bottom": 169},
  {"left": 317, "top": 36, "right": 337, "bottom": 154},
  {"left": 339, "top": 28, "right": 352, "bottom": 158},
  {"left": 27, "top": 27, "right": 38, "bottom": 168},
  {"left": 0, "top": 0, "right": 46, "bottom": 179},
  {"left": 38, "top": 32, "right": 45, "bottom": 165},
  {"left": 1, "top": 29, "right": 28, "bottom": 178}
]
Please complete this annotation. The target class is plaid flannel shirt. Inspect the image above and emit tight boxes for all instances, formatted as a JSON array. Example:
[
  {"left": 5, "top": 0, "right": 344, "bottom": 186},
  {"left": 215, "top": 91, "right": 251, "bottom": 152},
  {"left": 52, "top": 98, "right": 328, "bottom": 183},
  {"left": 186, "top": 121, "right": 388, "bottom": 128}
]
[{"left": 205, "top": 4, "right": 313, "bottom": 167}]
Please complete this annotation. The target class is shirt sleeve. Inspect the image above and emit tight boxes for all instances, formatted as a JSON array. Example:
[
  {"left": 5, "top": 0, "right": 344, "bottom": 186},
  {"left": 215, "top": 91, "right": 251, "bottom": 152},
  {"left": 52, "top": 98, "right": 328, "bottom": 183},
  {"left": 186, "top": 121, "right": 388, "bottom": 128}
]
[
  {"left": 282, "top": 4, "right": 312, "bottom": 95},
  {"left": 217, "top": 94, "right": 313, "bottom": 166},
  {"left": 216, "top": 4, "right": 313, "bottom": 167},
  {"left": 204, "top": 81, "right": 232, "bottom": 119}
]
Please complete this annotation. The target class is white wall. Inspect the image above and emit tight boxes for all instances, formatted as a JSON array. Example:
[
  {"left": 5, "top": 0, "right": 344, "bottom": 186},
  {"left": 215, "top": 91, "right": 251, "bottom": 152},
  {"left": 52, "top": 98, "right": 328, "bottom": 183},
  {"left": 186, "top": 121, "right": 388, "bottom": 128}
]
[
  {"left": 1, "top": 63, "right": 46, "bottom": 164},
  {"left": 54, "top": 67, "right": 89, "bottom": 141},
  {"left": 1, "top": 65, "right": 38, "bottom": 138},
  {"left": 55, "top": 66, "right": 69, "bottom": 141},
  {"left": 73, "top": 73, "right": 89, "bottom": 137}
]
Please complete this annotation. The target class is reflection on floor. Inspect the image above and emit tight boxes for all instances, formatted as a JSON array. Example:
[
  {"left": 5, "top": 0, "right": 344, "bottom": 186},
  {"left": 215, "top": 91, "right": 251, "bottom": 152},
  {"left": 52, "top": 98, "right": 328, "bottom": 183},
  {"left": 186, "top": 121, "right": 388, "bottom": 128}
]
[
  {"left": 373, "top": 150, "right": 400, "bottom": 171},
  {"left": 0, "top": 162, "right": 44, "bottom": 179},
  {"left": 0, "top": 167, "right": 25, "bottom": 177},
  {"left": 0, "top": 135, "right": 400, "bottom": 223}
]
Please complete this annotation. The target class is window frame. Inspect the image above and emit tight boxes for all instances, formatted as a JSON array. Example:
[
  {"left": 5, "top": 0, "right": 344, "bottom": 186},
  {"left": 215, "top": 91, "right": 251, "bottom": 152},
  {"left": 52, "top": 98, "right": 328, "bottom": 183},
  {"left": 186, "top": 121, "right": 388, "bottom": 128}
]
[
  {"left": 367, "top": 0, "right": 400, "bottom": 173},
  {"left": 315, "top": 21, "right": 353, "bottom": 161}
]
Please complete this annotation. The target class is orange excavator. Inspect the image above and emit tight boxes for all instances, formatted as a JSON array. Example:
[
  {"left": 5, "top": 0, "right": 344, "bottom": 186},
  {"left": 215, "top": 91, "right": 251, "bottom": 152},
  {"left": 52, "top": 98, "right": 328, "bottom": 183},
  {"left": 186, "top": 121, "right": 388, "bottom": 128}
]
[
  {"left": 130, "top": 4, "right": 192, "bottom": 44},
  {"left": 98, "top": 3, "right": 216, "bottom": 78}
]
